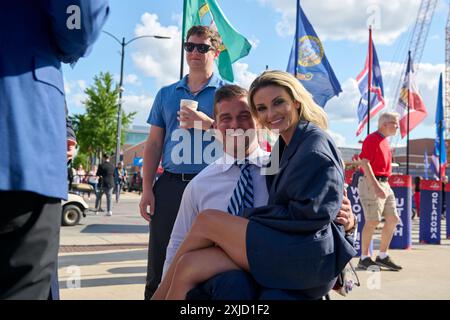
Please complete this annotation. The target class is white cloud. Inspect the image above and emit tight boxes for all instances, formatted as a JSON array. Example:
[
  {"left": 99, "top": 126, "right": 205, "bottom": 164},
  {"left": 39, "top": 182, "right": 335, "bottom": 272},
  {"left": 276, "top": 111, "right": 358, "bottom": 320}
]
[
  {"left": 381, "top": 61, "right": 445, "bottom": 128},
  {"left": 66, "top": 92, "right": 88, "bottom": 112},
  {"left": 232, "top": 63, "right": 259, "bottom": 89},
  {"left": 171, "top": 13, "right": 183, "bottom": 27},
  {"left": 248, "top": 36, "right": 260, "bottom": 49},
  {"left": 122, "top": 94, "right": 154, "bottom": 125},
  {"left": 124, "top": 74, "right": 142, "bottom": 86},
  {"left": 113, "top": 74, "right": 142, "bottom": 86},
  {"left": 131, "top": 13, "right": 181, "bottom": 87},
  {"left": 64, "top": 79, "right": 88, "bottom": 110},
  {"left": 326, "top": 78, "right": 361, "bottom": 122},
  {"left": 77, "top": 80, "right": 87, "bottom": 91},
  {"left": 64, "top": 78, "right": 71, "bottom": 94},
  {"left": 324, "top": 61, "right": 444, "bottom": 139},
  {"left": 327, "top": 130, "right": 347, "bottom": 147},
  {"left": 256, "top": 0, "right": 421, "bottom": 45}
]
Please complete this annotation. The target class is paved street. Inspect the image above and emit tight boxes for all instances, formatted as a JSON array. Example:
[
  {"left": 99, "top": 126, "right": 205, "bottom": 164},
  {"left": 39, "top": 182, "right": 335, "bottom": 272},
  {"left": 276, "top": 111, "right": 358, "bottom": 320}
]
[
  {"left": 59, "top": 192, "right": 148, "bottom": 300},
  {"left": 58, "top": 192, "right": 450, "bottom": 300},
  {"left": 60, "top": 192, "right": 148, "bottom": 246}
]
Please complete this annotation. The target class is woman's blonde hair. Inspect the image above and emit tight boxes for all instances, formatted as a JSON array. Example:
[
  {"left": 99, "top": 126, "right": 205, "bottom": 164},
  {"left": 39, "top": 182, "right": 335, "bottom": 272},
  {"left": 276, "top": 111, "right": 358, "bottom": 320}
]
[{"left": 248, "top": 70, "right": 328, "bottom": 130}]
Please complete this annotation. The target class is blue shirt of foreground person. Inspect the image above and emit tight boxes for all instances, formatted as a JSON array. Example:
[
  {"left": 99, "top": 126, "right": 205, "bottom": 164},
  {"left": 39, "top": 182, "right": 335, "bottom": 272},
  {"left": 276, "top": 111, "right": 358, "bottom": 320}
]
[
  {"left": 0, "top": 0, "right": 109, "bottom": 200},
  {"left": 0, "top": 0, "right": 109, "bottom": 299}
]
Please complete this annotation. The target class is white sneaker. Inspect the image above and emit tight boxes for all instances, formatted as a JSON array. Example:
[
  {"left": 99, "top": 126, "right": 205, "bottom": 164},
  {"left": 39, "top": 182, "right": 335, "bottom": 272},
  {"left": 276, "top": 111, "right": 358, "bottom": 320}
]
[{"left": 106, "top": 211, "right": 112, "bottom": 216}]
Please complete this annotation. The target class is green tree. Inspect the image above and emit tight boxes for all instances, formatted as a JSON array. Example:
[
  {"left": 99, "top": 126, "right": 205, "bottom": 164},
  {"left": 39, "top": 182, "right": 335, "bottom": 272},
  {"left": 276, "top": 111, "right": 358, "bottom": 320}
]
[{"left": 72, "top": 72, "right": 136, "bottom": 166}]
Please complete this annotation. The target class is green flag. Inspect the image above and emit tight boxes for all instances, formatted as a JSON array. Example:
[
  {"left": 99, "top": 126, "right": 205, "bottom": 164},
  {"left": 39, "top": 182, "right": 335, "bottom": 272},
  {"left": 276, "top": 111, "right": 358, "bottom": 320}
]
[{"left": 183, "top": 0, "right": 252, "bottom": 82}]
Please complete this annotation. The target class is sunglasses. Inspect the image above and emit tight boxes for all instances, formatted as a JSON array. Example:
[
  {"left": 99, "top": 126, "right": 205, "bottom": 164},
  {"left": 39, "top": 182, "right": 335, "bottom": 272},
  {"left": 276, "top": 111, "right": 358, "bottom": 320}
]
[{"left": 183, "top": 42, "right": 215, "bottom": 54}]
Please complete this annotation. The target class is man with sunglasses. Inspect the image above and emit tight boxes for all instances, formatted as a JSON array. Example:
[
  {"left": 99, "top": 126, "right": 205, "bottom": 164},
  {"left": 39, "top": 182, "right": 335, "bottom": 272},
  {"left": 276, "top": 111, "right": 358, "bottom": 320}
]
[{"left": 140, "top": 25, "right": 228, "bottom": 299}]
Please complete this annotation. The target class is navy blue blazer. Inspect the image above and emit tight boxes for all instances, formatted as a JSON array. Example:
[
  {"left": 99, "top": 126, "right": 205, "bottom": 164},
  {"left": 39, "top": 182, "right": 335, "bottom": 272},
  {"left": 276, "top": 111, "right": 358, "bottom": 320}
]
[
  {"left": 0, "top": 0, "right": 109, "bottom": 200},
  {"left": 243, "top": 121, "right": 357, "bottom": 290}
]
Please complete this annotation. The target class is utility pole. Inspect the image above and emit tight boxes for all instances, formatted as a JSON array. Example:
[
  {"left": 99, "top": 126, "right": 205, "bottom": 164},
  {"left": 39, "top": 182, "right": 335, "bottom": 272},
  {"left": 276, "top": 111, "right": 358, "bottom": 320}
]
[{"left": 103, "top": 31, "right": 170, "bottom": 165}]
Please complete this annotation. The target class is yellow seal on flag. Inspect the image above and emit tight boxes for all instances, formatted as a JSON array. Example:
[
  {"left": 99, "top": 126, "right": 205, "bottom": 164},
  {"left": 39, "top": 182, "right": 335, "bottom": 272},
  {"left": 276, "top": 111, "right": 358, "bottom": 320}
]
[{"left": 297, "top": 36, "right": 324, "bottom": 67}]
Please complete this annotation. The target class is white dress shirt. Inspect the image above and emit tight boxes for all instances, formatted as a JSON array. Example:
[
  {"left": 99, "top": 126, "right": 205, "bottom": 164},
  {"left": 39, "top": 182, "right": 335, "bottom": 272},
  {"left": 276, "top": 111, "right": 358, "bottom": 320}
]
[{"left": 162, "top": 148, "right": 270, "bottom": 277}]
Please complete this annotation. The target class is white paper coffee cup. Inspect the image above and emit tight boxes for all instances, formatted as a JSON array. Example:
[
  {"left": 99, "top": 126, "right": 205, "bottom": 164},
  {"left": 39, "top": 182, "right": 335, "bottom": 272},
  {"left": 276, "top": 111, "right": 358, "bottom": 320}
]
[{"left": 179, "top": 99, "right": 198, "bottom": 127}]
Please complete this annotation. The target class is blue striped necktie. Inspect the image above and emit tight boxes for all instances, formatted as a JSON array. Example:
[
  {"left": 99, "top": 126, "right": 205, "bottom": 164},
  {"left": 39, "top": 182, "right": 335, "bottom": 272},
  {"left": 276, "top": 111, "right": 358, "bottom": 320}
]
[{"left": 227, "top": 161, "right": 254, "bottom": 216}]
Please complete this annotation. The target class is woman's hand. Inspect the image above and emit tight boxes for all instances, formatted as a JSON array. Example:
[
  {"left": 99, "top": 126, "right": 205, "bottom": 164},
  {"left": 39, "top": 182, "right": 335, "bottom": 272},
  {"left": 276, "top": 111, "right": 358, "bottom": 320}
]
[{"left": 335, "top": 189, "right": 356, "bottom": 232}]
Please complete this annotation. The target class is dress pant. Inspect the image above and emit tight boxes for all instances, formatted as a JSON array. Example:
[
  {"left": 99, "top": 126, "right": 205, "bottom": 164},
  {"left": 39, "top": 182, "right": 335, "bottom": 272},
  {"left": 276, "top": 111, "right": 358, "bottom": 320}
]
[
  {"left": 258, "top": 277, "right": 337, "bottom": 300},
  {"left": 0, "top": 191, "right": 61, "bottom": 299},
  {"left": 144, "top": 172, "right": 191, "bottom": 299},
  {"left": 114, "top": 183, "right": 122, "bottom": 203},
  {"left": 96, "top": 186, "right": 113, "bottom": 212},
  {"left": 186, "top": 270, "right": 259, "bottom": 300},
  {"left": 48, "top": 262, "right": 60, "bottom": 300}
]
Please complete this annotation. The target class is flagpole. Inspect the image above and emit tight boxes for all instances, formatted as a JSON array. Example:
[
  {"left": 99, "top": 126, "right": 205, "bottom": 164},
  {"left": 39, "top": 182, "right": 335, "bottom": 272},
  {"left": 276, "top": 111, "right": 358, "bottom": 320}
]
[
  {"left": 367, "top": 26, "right": 372, "bottom": 136},
  {"left": 439, "top": 120, "right": 442, "bottom": 180},
  {"left": 179, "top": 0, "right": 187, "bottom": 80},
  {"left": 406, "top": 51, "right": 411, "bottom": 176},
  {"left": 293, "top": 0, "right": 300, "bottom": 78}
]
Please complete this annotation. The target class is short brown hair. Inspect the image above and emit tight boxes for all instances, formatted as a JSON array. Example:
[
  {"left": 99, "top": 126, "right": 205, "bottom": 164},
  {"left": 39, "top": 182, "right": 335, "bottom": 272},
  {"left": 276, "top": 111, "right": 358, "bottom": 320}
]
[
  {"left": 186, "top": 25, "right": 221, "bottom": 50},
  {"left": 214, "top": 85, "right": 248, "bottom": 118}
]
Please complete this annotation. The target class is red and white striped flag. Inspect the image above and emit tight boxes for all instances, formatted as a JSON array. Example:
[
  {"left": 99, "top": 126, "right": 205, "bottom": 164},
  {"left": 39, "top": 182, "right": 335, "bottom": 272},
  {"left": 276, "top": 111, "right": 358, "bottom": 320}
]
[{"left": 395, "top": 53, "right": 427, "bottom": 138}]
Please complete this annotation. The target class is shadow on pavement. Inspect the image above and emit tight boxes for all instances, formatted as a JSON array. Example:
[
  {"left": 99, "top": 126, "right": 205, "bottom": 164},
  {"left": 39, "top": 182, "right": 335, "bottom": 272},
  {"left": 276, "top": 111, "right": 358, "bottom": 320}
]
[
  {"left": 58, "top": 249, "right": 148, "bottom": 268},
  {"left": 108, "top": 266, "right": 147, "bottom": 274},
  {"left": 80, "top": 224, "right": 149, "bottom": 234},
  {"left": 59, "top": 276, "right": 146, "bottom": 289}
]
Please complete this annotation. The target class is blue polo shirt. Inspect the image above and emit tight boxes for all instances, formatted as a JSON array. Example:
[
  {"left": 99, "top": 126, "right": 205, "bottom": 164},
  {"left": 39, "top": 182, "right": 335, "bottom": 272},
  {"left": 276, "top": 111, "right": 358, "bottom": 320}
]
[{"left": 147, "top": 73, "right": 227, "bottom": 174}]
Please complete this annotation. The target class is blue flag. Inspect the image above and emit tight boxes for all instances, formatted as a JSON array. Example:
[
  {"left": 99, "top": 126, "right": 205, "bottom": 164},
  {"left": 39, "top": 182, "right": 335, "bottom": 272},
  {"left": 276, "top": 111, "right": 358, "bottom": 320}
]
[
  {"left": 355, "top": 39, "right": 385, "bottom": 136},
  {"left": 133, "top": 157, "right": 143, "bottom": 167},
  {"left": 286, "top": 0, "right": 341, "bottom": 107},
  {"left": 432, "top": 73, "right": 446, "bottom": 179}
]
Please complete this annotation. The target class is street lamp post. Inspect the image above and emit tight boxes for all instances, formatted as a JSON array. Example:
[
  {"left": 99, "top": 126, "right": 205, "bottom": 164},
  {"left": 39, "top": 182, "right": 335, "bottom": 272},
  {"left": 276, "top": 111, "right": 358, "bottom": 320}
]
[{"left": 103, "top": 31, "right": 170, "bottom": 165}]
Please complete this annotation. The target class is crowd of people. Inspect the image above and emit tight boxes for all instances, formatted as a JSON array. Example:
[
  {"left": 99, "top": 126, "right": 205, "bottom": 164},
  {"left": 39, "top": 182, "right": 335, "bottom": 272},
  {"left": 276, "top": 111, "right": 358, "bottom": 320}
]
[
  {"left": 68, "top": 158, "right": 130, "bottom": 215},
  {"left": 1, "top": 1, "right": 407, "bottom": 301}
]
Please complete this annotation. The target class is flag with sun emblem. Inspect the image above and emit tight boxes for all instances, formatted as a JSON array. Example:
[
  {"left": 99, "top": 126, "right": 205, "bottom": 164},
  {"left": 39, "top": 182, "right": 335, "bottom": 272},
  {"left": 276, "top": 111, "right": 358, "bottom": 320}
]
[{"left": 286, "top": 0, "right": 342, "bottom": 107}]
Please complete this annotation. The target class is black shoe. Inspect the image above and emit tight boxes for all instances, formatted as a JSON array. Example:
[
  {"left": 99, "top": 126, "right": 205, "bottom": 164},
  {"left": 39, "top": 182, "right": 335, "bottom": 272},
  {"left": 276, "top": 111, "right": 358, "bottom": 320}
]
[
  {"left": 357, "top": 257, "right": 380, "bottom": 270},
  {"left": 375, "top": 256, "right": 402, "bottom": 271}
]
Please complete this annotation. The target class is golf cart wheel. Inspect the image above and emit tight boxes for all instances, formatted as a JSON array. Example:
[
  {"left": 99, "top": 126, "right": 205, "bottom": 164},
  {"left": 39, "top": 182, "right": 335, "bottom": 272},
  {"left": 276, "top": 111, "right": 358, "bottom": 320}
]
[{"left": 62, "top": 204, "right": 82, "bottom": 226}]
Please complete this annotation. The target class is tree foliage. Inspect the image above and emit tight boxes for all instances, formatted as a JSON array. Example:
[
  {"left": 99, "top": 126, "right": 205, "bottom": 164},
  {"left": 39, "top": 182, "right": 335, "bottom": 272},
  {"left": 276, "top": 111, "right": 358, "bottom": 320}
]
[{"left": 72, "top": 72, "right": 136, "bottom": 166}]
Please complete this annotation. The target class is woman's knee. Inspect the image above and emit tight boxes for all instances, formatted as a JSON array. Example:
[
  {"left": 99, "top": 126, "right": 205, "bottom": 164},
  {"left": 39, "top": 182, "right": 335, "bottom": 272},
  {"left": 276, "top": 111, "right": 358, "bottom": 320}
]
[
  {"left": 191, "top": 211, "right": 214, "bottom": 236},
  {"left": 173, "top": 252, "right": 200, "bottom": 281}
]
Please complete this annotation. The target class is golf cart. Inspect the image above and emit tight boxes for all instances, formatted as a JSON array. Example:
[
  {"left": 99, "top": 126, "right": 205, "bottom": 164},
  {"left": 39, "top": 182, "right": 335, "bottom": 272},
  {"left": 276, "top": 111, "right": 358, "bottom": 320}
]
[{"left": 61, "top": 193, "right": 89, "bottom": 226}]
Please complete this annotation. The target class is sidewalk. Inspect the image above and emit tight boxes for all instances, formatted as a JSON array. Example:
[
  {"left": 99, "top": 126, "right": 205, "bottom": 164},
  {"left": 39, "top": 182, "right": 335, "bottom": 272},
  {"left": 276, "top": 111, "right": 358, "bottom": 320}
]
[{"left": 58, "top": 206, "right": 450, "bottom": 300}]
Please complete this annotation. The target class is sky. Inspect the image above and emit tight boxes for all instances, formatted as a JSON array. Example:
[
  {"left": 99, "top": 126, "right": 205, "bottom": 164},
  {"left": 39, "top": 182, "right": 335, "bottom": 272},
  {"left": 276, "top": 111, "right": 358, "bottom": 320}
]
[{"left": 63, "top": 0, "right": 449, "bottom": 149}]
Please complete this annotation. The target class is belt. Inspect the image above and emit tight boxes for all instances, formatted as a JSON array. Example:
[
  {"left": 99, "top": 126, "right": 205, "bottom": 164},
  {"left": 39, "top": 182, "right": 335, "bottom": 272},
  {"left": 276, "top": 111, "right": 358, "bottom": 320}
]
[
  {"left": 164, "top": 171, "right": 198, "bottom": 182},
  {"left": 375, "top": 176, "right": 389, "bottom": 182}
]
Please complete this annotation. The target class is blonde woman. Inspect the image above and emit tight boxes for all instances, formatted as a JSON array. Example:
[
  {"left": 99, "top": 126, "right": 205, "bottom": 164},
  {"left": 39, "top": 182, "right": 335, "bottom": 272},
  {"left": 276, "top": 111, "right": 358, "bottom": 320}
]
[{"left": 152, "top": 70, "right": 356, "bottom": 300}]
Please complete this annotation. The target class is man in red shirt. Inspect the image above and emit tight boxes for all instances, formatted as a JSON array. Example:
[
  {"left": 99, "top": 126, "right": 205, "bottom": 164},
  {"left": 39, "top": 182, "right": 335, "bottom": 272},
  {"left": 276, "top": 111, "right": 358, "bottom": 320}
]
[{"left": 357, "top": 112, "right": 402, "bottom": 271}]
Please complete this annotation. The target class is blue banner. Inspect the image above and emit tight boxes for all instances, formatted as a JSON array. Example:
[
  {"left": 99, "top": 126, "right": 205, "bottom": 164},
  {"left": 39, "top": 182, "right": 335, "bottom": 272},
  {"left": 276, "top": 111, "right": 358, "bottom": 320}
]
[
  {"left": 445, "top": 184, "right": 450, "bottom": 240},
  {"left": 347, "top": 183, "right": 373, "bottom": 257},
  {"left": 388, "top": 175, "right": 412, "bottom": 249},
  {"left": 433, "top": 74, "right": 447, "bottom": 179},
  {"left": 420, "top": 180, "right": 442, "bottom": 244},
  {"left": 286, "top": 0, "right": 341, "bottom": 107},
  {"left": 133, "top": 157, "right": 143, "bottom": 167}
]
